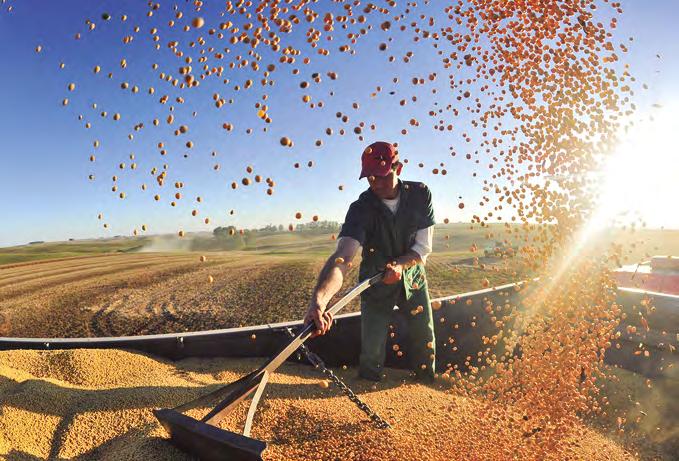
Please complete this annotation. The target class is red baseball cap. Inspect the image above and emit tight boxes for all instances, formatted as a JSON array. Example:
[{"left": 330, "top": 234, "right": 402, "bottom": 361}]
[{"left": 359, "top": 141, "right": 399, "bottom": 179}]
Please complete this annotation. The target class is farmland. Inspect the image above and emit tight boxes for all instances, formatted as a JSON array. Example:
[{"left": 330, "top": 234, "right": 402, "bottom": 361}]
[
  {"left": 1, "top": 225, "right": 677, "bottom": 339},
  {"left": 0, "top": 224, "right": 525, "bottom": 338}
]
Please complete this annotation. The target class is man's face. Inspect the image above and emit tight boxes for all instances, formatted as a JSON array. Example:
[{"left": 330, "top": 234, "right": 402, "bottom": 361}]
[{"left": 367, "top": 167, "right": 399, "bottom": 199}]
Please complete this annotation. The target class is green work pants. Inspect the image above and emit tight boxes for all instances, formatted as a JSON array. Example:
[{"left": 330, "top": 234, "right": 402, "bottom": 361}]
[{"left": 359, "top": 283, "right": 436, "bottom": 381}]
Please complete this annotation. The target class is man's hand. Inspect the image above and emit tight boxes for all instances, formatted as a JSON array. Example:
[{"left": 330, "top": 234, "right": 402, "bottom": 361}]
[
  {"left": 304, "top": 298, "right": 334, "bottom": 338},
  {"left": 383, "top": 262, "right": 403, "bottom": 285}
]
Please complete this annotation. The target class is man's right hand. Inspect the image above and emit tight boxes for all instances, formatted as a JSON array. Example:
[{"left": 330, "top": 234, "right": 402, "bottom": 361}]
[
  {"left": 304, "top": 299, "right": 333, "bottom": 338},
  {"left": 383, "top": 262, "right": 403, "bottom": 285}
]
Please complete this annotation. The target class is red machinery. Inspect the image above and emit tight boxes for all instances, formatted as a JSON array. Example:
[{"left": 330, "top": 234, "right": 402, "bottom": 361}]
[{"left": 613, "top": 256, "right": 679, "bottom": 296}]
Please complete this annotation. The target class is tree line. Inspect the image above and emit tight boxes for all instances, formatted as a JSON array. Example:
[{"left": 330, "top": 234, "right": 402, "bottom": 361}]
[
  {"left": 204, "top": 220, "right": 341, "bottom": 251},
  {"left": 213, "top": 220, "right": 341, "bottom": 238}
]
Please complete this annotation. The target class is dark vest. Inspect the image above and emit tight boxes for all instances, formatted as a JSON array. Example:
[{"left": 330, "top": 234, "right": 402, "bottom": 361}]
[{"left": 340, "top": 179, "right": 434, "bottom": 305}]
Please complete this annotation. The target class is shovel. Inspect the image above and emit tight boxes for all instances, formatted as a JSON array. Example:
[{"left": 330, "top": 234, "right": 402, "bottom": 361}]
[{"left": 154, "top": 271, "right": 384, "bottom": 461}]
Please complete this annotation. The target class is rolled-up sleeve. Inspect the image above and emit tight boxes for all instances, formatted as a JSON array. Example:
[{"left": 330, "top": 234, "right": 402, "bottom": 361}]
[{"left": 411, "top": 225, "right": 434, "bottom": 263}]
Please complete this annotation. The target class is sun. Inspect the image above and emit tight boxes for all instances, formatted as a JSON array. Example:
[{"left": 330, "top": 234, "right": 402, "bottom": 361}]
[
  {"left": 588, "top": 102, "right": 679, "bottom": 232},
  {"left": 551, "top": 101, "right": 679, "bottom": 276}
]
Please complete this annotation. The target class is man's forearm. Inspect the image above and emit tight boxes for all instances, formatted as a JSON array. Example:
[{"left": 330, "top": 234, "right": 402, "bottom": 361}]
[
  {"left": 393, "top": 249, "right": 422, "bottom": 269},
  {"left": 313, "top": 248, "right": 421, "bottom": 307},
  {"left": 312, "top": 256, "right": 346, "bottom": 307}
]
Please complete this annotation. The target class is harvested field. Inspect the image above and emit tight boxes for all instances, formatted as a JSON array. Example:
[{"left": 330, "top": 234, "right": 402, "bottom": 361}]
[
  {"left": 0, "top": 250, "right": 520, "bottom": 338},
  {"left": 0, "top": 348, "right": 638, "bottom": 461},
  {"left": 2, "top": 226, "right": 675, "bottom": 339},
  {"left": 0, "top": 253, "right": 323, "bottom": 338}
]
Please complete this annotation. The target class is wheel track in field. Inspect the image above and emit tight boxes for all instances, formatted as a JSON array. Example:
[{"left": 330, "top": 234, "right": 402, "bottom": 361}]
[
  {"left": 163, "top": 294, "right": 180, "bottom": 323},
  {"left": 89, "top": 299, "right": 117, "bottom": 337},
  {"left": 127, "top": 301, "right": 161, "bottom": 336},
  {"left": 134, "top": 296, "right": 181, "bottom": 336}
]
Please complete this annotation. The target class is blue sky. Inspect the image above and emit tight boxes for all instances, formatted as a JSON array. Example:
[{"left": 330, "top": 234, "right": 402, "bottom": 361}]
[{"left": 0, "top": 0, "right": 677, "bottom": 247}]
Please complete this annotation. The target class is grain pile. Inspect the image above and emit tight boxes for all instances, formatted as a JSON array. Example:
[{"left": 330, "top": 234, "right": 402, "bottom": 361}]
[{"left": 0, "top": 348, "right": 635, "bottom": 460}]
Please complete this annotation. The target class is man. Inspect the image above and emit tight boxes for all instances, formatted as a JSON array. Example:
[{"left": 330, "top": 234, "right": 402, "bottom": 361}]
[{"left": 304, "top": 141, "right": 436, "bottom": 382}]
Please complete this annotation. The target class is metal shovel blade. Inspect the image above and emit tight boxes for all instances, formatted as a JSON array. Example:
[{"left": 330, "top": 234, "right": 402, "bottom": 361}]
[{"left": 154, "top": 408, "right": 267, "bottom": 461}]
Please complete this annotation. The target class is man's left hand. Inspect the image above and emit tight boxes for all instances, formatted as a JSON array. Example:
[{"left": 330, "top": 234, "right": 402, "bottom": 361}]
[{"left": 383, "top": 262, "right": 403, "bottom": 285}]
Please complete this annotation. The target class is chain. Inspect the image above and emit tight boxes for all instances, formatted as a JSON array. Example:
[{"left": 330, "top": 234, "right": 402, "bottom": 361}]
[{"left": 285, "top": 328, "right": 391, "bottom": 429}]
